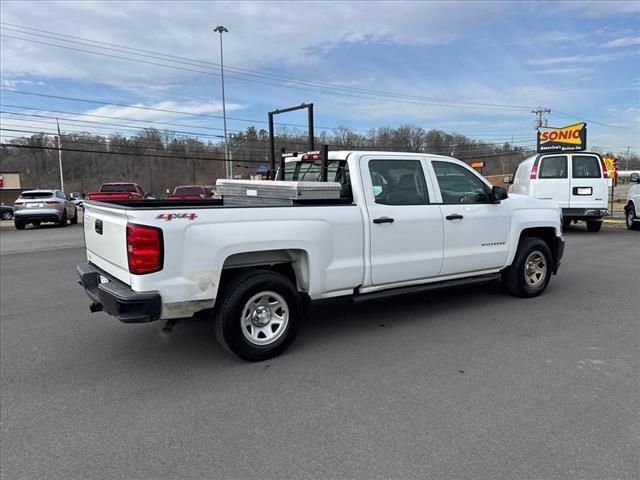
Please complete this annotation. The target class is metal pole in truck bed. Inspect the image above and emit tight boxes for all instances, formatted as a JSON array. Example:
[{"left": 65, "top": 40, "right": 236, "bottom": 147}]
[
  {"left": 268, "top": 103, "right": 315, "bottom": 180},
  {"left": 268, "top": 112, "right": 275, "bottom": 179},
  {"left": 321, "top": 144, "right": 329, "bottom": 182}
]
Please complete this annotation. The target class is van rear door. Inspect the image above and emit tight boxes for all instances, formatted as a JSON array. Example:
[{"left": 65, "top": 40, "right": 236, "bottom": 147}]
[
  {"left": 569, "top": 154, "right": 607, "bottom": 209},
  {"left": 533, "top": 154, "right": 570, "bottom": 208}
]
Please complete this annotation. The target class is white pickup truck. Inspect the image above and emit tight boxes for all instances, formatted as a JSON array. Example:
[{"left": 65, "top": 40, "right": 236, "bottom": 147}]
[{"left": 78, "top": 151, "right": 564, "bottom": 361}]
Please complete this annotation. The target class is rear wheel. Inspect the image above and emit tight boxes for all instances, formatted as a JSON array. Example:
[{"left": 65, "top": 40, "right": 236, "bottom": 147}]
[
  {"left": 626, "top": 205, "right": 639, "bottom": 230},
  {"left": 1, "top": 211, "right": 12, "bottom": 220},
  {"left": 70, "top": 208, "right": 78, "bottom": 224},
  {"left": 14, "top": 219, "right": 25, "bottom": 230},
  {"left": 58, "top": 210, "right": 67, "bottom": 227},
  {"left": 214, "top": 269, "right": 302, "bottom": 361},
  {"left": 586, "top": 220, "right": 602, "bottom": 232},
  {"left": 502, "top": 237, "right": 552, "bottom": 298}
]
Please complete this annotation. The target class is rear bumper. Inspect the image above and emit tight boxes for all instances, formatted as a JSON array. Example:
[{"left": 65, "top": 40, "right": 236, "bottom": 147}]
[
  {"left": 562, "top": 208, "right": 608, "bottom": 220},
  {"left": 14, "top": 209, "right": 62, "bottom": 222},
  {"left": 77, "top": 263, "right": 161, "bottom": 323}
]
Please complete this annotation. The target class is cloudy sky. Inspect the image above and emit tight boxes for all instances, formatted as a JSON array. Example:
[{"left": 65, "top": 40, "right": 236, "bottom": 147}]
[{"left": 1, "top": 0, "right": 639, "bottom": 155}]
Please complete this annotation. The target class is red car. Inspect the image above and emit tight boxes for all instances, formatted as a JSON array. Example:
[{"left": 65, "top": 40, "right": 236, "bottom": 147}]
[
  {"left": 166, "top": 185, "right": 211, "bottom": 200},
  {"left": 86, "top": 182, "right": 147, "bottom": 201}
]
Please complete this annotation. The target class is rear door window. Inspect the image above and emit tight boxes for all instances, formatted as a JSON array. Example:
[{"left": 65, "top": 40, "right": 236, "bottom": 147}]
[
  {"left": 19, "top": 192, "right": 53, "bottom": 199},
  {"left": 368, "top": 160, "right": 429, "bottom": 205},
  {"left": 539, "top": 156, "right": 568, "bottom": 179},
  {"left": 572, "top": 155, "right": 601, "bottom": 178}
]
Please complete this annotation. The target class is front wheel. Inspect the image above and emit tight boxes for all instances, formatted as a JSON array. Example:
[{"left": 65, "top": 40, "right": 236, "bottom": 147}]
[
  {"left": 502, "top": 237, "right": 553, "bottom": 298},
  {"left": 214, "top": 270, "right": 302, "bottom": 361},
  {"left": 626, "top": 206, "right": 639, "bottom": 230},
  {"left": 70, "top": 208, "right": 78, "bottom": 224},
  {"left": 586, "top": 220, "right": 602, "bottom": 232}
]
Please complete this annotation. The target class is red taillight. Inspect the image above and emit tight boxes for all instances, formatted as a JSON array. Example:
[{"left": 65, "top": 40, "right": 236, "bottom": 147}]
[
  {"left": 530, "top": 164, "right": 538, "bottom": 179},
  {"left": 599, "top": 158, "right": 609, "bottom": 178},
  {"left": 126, "top": 224, "right": 163, "bottom": 274},
  {"left": 14, "top": 201, "right": 23, "bottom": 205},
  {"left": 45, "top": 200, "right": 59, "bottom": 204}
]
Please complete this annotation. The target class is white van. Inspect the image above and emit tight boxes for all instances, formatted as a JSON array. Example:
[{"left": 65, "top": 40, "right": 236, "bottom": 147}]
[{"left": 509, "top": 152, "right": 608, "bottom": 232}]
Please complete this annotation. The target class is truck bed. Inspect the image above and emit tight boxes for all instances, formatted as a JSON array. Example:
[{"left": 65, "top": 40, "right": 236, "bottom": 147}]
[{"left": 88, "top": 197, "right": 353, "bottom": 209}]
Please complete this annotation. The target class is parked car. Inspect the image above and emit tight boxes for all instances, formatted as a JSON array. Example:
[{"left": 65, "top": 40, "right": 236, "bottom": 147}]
[
  {"left": 624, "top": 172, "right": 640, "bottom": 231},
  {"left": 78, "top": 150, "right": 564, "bottom": 362},
  {"left": 509, "top": 152, "right": 608, "bottom": 232},
  {"left": 86, "top": 182, "right": 146, "bottom": 201},
  {"left": 167, "top": 185, "right": 212, "bottom": 200},
  {"left": 69, "top": 192, "right": 85, "bottom": 208},
  {"left": 1, "top": 203, "right": 14, "bottom": 220},
  {"left": 13, "top": 190, "right": 78, "bottom": 229}
]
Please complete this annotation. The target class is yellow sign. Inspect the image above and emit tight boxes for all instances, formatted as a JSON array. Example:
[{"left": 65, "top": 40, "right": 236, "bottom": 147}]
[
  {"left": 537, "top": 122, "right": 587, "bottom": 152},
  {"left": 603, "top": 155, "right": 616, "bottom": 177}
]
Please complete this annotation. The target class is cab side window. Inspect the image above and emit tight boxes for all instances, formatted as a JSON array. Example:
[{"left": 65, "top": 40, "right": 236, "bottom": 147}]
[
  {"left": 432, "top": 161, "right": 490, "bottom": 204},
  {"left": 539, "top": 156, "right": 568, "bottom": 179},
  {"left": 368, "top": 160, "right": 429, "bottom": 205},
  {"left": 572, "top": 155, "right": 601, "bottom": 178}
]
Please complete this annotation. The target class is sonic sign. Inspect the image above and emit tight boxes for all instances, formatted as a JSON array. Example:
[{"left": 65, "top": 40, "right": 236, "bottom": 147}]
[{"left": 537, "top": 122, "right": 587, "bottom": 153}]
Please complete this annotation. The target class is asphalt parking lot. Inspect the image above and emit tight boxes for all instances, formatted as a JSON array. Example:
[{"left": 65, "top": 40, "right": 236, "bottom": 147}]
[{"left": 1, "top": 224, "right": 638, "bottom": 480}]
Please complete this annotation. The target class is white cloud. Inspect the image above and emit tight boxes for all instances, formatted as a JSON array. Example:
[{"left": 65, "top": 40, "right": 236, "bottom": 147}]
[
  {"left": 601, "top": 36, "right": 640, "bottom": 48},
  {"left": 527, "top": 53, "right": 628, "bottom": 66},
  {"left": 0, "top": 1, "right": 508, "bottom": 87},
  {"left": 533, "top": 66, "right": 594, "bottom": 77},
  {"left": 554, "top": 0, "right": 640, "bottom": 17}
]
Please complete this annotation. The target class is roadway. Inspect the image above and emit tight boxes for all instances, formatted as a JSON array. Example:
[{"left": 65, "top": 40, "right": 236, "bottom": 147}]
[{"left": 1, "top": 223, "right": 638, "bottom": 479}]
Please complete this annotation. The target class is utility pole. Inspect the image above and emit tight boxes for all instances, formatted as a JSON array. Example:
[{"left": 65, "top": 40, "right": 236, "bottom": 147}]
[
  {"left": 626, "top": 146, "right": 631, "bottom": 171},
  {"left": 214, "top": 25, "right": 230, "bottom": 178},
  {"left": 56, "top": 118, "right": 64, "bottom": 192},
  {"left": 531, "top": 107, "right": 551, "bottom": 130}
]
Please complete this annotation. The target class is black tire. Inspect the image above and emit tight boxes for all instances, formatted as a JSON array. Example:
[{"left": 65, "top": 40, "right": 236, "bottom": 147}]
[
  {"left": 586, "top": 220, "right": 602, "bottom": 232},
  {"left": 502, "top": 237, "right": 553, "bottom": 298},
  {"left": 626, "top": 205, "right": 639, "bottom": 231},
  {"left": 214, "top": 269, "right": 302, "bottom": 362},
  {"left": 70, "top": 208, "right": 78, "bottom": 224},
  {"left": 58, "top": 210, "right": 68, "bottom": 227},
  {"left": 14, "top": 220, "right": 25, "bottom": 230}
]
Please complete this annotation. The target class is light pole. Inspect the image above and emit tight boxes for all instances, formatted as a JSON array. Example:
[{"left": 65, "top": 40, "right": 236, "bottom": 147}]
[{"left": 214, "top": 25, "right": 231, "bottom": 178}]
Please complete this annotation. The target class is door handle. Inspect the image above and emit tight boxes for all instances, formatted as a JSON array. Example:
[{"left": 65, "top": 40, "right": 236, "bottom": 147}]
[
  {"left": 373, "top": 217, "right": 394, "bottom": 224},
  {"left": 446, "top": 214, "right": 464, "bottom": 220}
]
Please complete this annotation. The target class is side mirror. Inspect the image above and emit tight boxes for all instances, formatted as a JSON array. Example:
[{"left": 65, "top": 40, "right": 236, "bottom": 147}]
[
  {"left": 492, "top": 185, "right": 508, "bottom": 203},
  {"left": 630, "top": 172, "right": 640, "bottom": 183}
]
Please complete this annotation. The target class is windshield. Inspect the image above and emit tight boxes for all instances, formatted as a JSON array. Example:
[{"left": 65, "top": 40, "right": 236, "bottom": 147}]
[
  {"left": 101, "top": 184, "right": 137, "bottom": 193},
  {"left": 174, "top": 187, "right": 203, "bottom": 195},
  {"left": 19, "top": 191, "right": 53, "bottom": 199}
]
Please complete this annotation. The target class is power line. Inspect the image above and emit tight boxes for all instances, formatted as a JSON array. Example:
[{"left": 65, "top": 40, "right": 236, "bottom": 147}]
[
  {"left": 1, "top": 103, "right": 238, "bottom": 132},
  {"left": 0, "top": 90, "right": 537, "bottom": 140},
  {"left": 1, "top": 111, "right": 226, "bottom": 138},
  {"left": 0, "top": 23, "right": 535, "bottom": 111}
]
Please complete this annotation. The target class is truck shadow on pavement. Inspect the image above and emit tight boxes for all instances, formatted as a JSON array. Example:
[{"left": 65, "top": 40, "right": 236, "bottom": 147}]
[{"left": 115, "top": 280, "right": 513, "bottom": 365}]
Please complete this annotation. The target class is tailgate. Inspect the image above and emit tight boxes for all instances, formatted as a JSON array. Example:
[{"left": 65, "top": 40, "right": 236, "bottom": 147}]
[{"left": 83, "top": 202, "right": 130, "bottom": 284}]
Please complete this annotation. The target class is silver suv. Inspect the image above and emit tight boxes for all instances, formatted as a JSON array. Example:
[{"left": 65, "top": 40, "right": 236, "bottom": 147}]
[{"left": 13, "top": 190, "right": 78, "bottom": 230}]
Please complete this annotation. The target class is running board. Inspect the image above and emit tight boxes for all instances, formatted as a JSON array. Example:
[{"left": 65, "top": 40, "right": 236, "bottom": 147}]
[{"left": 352, "top": 273, "right": 501, "bottom": 303}]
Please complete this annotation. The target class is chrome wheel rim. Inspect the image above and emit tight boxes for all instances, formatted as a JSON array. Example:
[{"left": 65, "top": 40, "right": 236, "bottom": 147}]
[
  {"left": 524, "top": 251, "right": 547, "bottom": 288},
  {"left": 241, "top": 291, "right": 289, "bottom": 345}
]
